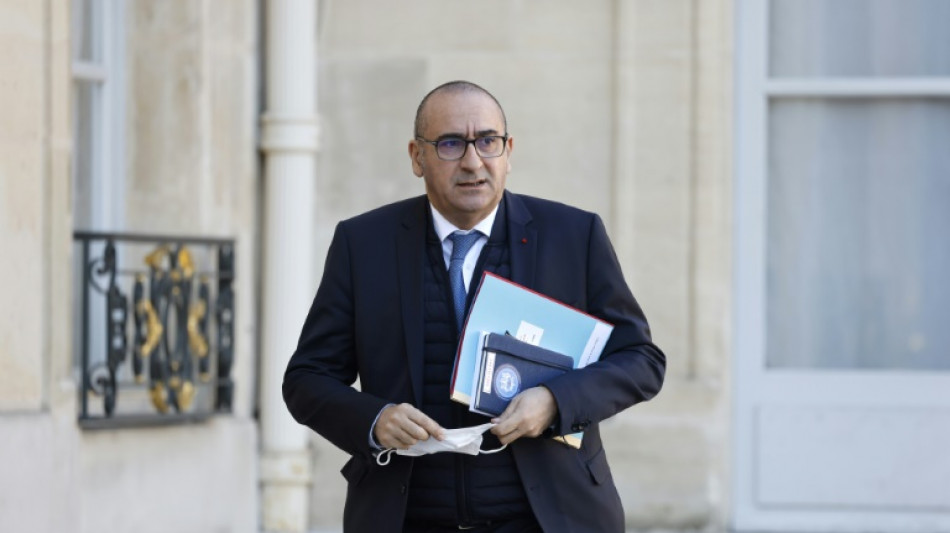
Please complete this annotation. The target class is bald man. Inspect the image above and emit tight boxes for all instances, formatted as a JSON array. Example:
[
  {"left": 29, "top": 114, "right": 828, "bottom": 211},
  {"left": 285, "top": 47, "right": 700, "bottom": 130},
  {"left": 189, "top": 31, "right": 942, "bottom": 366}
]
[{"left": 284, "top": 80, "right": 665, "bottom": 533}]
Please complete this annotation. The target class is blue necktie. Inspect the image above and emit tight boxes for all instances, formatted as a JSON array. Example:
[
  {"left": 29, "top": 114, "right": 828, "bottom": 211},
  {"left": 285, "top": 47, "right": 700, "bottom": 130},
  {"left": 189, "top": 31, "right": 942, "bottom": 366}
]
[{"left": 449, "top": 231, "right": 481, "bottom": 330}]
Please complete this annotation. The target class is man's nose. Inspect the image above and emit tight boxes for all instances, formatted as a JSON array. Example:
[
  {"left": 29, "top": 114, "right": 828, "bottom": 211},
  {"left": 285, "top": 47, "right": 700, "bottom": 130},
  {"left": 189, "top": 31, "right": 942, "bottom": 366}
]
[{"left": 458, "top": 142, "right": 484, "bottom": 170}]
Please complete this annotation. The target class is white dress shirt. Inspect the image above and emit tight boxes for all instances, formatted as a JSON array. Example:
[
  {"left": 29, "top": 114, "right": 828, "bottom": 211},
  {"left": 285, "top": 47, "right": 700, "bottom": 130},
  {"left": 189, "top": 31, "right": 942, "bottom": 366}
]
[{"left": 429, "top": 204, "right": 499, "bottom": 292}]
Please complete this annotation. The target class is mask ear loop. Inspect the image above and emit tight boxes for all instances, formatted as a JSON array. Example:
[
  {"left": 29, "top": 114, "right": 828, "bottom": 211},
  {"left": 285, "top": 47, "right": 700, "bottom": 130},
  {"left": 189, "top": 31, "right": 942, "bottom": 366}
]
[
  {"left": 376, "top": 448, "right": 397, "bottom": 466},
  {"left": 478, "top": 443, "right": 507, "bottom": 454}
]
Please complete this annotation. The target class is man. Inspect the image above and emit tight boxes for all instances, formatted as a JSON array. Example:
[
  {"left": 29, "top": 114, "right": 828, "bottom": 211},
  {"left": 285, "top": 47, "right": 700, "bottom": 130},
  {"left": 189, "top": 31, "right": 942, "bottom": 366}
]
[{"left": 283, "top": 81, "right": 665, "bottom": 532}]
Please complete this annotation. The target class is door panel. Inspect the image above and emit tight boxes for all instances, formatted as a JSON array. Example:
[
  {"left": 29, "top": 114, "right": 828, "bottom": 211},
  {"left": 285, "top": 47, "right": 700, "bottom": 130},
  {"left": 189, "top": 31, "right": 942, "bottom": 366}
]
[
  {"left": 735, "top": 1, "right": 950, "bottom": 531},
  {"left": 757, "top": 405, "right": 950, "bottom": 509}
]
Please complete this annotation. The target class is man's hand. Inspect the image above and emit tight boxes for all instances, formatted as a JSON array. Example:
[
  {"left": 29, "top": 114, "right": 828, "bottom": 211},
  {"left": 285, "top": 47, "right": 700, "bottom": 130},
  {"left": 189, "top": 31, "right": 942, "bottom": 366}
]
[
  {"left": 373, "top": 403, "right": 445, "bottom": 449},
  {"left": 490, "top": 386, "right": 558, "bottom": 445}
]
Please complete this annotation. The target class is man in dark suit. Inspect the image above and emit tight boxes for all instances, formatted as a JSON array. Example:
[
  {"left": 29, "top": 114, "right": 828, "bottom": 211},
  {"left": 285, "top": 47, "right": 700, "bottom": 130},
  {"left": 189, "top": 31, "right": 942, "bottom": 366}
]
[{"left": 283, "top": 80, "right": 665, "bottom": 532}]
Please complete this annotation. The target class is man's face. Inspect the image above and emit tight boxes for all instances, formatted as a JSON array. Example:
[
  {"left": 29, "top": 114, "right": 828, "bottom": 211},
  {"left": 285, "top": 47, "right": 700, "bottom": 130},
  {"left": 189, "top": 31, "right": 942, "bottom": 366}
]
[{"left": 409, "top": 90, "right": 513, "bottom": 230}]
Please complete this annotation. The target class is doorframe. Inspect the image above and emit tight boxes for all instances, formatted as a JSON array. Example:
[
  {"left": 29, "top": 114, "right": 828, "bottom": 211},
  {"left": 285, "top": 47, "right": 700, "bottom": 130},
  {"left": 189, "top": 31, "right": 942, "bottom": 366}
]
[{"left": 733, "top": 0, "right": 950, "bottom": 531}]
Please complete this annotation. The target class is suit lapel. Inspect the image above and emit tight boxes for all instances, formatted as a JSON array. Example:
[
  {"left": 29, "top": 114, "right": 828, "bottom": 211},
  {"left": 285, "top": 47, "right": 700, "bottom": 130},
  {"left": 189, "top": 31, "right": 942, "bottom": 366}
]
[
  {"left": 396, "top": 197, "right": 427, "bottom": 405},
  {"left": 505, "top": 192, "right": 537, "bottom": 288}
]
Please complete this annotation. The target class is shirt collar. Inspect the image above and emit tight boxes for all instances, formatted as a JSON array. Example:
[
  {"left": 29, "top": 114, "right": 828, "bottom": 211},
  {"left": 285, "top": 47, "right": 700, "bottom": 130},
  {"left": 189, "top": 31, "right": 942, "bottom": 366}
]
[{"left": 430, "top": 203, "right": 499, "bottom": 242}]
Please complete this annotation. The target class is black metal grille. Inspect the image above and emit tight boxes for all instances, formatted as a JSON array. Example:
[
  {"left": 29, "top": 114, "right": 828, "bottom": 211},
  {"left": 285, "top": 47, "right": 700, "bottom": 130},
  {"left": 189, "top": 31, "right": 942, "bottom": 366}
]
[{"left": 74, "top": 232, "right": 235, "bottom": 429}]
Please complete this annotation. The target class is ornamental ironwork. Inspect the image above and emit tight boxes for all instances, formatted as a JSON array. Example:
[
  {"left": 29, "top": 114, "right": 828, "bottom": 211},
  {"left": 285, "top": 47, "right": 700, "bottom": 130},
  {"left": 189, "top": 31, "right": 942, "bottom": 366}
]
[{"left": 75, "top": 232, "right": 235, "bottom": 428}]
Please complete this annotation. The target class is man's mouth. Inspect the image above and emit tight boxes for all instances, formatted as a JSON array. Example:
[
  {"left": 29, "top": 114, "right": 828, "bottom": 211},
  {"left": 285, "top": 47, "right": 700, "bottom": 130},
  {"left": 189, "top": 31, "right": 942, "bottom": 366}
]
[{"left": 457, "top": 178, "right": 487, "bottom": 188}]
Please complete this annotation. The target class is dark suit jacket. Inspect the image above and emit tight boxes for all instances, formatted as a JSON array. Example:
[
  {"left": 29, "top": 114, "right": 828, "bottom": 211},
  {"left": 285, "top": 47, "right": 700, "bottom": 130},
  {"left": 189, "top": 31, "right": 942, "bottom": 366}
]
[{"left": 283, "top": 191, "right": 666, "bottom": 533}]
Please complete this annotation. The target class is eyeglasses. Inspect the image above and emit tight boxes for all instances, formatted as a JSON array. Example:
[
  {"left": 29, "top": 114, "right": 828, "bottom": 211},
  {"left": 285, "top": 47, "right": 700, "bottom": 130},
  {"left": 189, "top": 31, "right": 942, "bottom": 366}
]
[{"left": 415, "top": 135, "right": 509, "bottom": 161}]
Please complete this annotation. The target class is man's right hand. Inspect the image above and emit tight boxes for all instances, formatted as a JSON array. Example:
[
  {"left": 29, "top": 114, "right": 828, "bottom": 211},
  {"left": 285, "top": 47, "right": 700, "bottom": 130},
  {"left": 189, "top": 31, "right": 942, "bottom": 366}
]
[{"left": 373, "top": 403, "right": 445, "bottom": 449}]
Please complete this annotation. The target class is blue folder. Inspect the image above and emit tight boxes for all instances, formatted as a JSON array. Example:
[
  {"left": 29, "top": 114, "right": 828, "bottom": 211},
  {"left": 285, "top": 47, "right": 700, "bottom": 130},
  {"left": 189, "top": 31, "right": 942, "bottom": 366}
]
[{"left": 450, "top": 272, "right": 614, "bottom": 447}]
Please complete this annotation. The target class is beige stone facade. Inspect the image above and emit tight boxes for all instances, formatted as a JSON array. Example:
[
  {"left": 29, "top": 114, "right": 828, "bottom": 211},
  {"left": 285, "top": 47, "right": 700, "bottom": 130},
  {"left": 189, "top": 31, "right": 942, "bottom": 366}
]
[
  {"left": 0, "top": 1, "right": 732, "bottom": 531},
  {"left": 1, "top": 1, "right": 260, "bottom": 532}
]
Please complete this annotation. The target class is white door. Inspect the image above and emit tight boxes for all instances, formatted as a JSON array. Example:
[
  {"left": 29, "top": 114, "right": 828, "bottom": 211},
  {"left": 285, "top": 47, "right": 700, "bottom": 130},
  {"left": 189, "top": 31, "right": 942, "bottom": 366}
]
[{"left": 734, "top": 1, "right": 950, "bottom": 531}]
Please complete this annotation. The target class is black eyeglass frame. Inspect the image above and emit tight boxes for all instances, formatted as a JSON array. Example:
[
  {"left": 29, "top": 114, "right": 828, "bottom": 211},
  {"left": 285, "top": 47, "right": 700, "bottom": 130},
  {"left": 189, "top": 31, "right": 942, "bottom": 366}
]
[{"left": 414, "top": 134, "right": 510, "bottom": 161}]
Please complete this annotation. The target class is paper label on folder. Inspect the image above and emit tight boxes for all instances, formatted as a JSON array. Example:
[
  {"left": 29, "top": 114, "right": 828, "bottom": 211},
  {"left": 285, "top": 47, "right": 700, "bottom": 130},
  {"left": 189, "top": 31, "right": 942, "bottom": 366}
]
[
  {"left": 482, "top": 352, "right": 496, "bottom": 394},
  {"left": 515, "top": 321, "right": 543, "bottom": 346},
  {"left": 580, "top": 322, "right": 613, "bottom": 368}
]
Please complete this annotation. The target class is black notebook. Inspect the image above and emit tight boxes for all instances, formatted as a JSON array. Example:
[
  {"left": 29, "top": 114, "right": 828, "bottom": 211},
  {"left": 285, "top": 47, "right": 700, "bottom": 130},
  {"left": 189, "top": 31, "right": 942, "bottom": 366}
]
[{"left": 471, "top": 333, "right": 575, "bottom": 417}]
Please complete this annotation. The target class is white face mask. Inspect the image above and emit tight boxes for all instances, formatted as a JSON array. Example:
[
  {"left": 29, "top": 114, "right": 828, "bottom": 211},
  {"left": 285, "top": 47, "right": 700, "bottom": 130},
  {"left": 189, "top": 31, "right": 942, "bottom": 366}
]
[{"left": 376, "top": 422, "right": 506, "bottom": 466}]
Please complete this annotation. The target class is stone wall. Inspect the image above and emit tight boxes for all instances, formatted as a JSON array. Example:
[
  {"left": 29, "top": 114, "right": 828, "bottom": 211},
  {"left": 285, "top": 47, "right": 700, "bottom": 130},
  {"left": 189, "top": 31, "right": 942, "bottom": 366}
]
[
  {"left": 0, "top": 1, "right": 76, "bottom": 529},
  {"left": 0, "top": 0, "right": 62, "bottom": 413},
  {"left": 0, "top": 1, "right": 262, "bottom": 531}
]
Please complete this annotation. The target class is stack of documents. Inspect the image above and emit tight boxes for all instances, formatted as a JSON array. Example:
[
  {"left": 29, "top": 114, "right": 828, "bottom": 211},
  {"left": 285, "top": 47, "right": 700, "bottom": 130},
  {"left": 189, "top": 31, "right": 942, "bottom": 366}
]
[
  {"left": 450, "top": 272, "right": 613, "bottom": 448},
  {"left": 471, "top": 332, "right": 575, "bottom": 417}
]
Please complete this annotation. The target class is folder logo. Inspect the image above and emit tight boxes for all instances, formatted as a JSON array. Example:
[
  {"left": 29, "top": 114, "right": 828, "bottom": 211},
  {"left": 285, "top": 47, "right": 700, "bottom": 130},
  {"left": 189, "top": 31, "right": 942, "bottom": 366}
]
[{"left": 494, "top": 364, "right": 521, "bottom": 400}]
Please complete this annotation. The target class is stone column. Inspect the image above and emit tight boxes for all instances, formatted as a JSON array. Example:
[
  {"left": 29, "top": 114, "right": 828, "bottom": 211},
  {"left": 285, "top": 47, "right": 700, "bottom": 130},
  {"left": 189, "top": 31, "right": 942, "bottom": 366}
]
[{"left": 259, "top": 1, "right": 319, "bottom": 531}]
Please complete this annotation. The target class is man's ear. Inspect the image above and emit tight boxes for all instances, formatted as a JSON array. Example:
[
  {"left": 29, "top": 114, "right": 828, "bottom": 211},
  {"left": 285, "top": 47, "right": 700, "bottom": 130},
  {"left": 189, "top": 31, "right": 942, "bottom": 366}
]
[
  {"left": 409, "top": 140, "right": 424, "bottom": 177},
  {"left": 505, "top": 135, "right": 514, "bottom": 173}
]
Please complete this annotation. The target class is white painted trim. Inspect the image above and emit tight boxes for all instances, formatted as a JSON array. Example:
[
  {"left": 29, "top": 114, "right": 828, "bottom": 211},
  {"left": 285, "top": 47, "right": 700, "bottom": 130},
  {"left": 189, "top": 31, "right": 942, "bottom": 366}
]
[
  {"left": 734, "top": 0, "right": 769, "bottom": 530},
  {"left": 767, "top": 78, "right": 950, "bottom": 97},
  {"left": 752, "top": 371, "right": 950, "bottom": 407}
]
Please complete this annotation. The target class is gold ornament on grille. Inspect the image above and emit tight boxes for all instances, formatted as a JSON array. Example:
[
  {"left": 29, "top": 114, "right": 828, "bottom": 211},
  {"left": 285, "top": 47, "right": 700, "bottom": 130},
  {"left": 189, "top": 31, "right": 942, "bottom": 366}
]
[
  {"left": 187, "top": 300, "right": 209, "bottom": 359},
  {"left": 137, "top": 300, "right": 163, "bottom": 358},
  {"left": 149, "top": 383, "right": 170, "bottom": 414}
]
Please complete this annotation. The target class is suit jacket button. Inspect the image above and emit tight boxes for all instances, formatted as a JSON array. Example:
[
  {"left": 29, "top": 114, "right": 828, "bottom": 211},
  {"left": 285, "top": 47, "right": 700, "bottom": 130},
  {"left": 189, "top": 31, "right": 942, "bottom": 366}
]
[{"left": 400, "top": 484, "right": 407, "bottom": 494}]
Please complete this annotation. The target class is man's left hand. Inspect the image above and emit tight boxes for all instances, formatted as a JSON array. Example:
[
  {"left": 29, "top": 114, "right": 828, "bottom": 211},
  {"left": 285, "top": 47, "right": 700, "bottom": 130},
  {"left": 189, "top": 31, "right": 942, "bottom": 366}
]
[{"left": 490, "top": 386, "right": 557, "bottom": 445}]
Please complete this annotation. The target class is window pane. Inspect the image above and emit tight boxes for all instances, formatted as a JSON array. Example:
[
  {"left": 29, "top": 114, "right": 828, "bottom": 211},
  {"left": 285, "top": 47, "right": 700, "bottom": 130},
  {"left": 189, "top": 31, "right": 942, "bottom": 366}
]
[
  {"left": 73, "top": 80, "right": 100, "bottom": 229},
  {"left": 770, "top": 0, "right": 950, "bottom": 77},
  {"left": 766, "top": 98, "right": 950, "bottom": 370}
]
